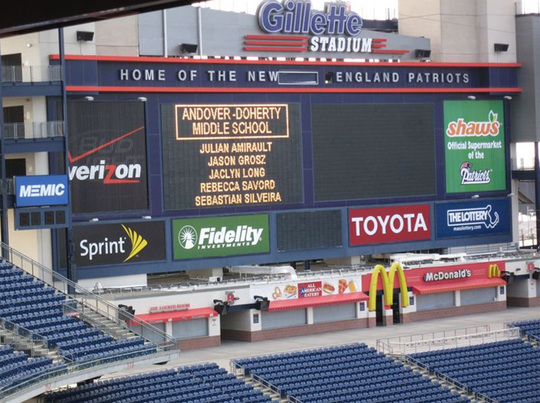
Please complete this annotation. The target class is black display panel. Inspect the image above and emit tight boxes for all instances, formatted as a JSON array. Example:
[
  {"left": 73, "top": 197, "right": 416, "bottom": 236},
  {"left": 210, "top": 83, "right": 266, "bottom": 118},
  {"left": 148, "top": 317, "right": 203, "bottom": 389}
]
[
  {"left": 67, "top": 101, "right": 148, "bottom": 214},
  {"left": 161, "top": 103, "right": 302, "bottom": 210},
  {"left": 312, "top": 104, "right": 435, "bottom": 201},
  {"left": 277, "top": 210, "right": 342, "bottom": 251}
]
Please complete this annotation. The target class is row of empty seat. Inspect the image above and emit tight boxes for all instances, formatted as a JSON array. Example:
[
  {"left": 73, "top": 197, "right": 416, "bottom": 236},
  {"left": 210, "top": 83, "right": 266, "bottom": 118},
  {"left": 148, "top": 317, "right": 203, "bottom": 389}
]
[
  {"left": 509, "top": 318, "right": 540, "bottom": 341},
  {"left": 0, "top": 260, "right": 159, "bottom": 397},
  {"left": 233, "top": 343, "right": 467, "bottom": 403},
  {"left": 409, "top": 338, "right": 540, "bottom": 403},
  {"left": 44, "top": 363, "right": 276, "bottom": 403},
  {"left": 0, "top": 345, "right": 67, "bottom": 390}
]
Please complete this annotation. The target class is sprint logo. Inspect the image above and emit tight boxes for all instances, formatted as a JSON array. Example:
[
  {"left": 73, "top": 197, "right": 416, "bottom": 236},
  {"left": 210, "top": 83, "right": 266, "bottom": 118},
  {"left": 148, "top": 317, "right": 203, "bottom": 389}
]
[{"left": 79, "top": 225, "right": 148, "bottom": 262}]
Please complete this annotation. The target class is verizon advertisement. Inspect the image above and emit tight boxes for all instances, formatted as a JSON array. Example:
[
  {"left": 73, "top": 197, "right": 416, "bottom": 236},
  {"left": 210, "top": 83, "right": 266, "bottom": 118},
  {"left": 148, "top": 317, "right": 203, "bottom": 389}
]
[
  {"left": 67, "top": 101, "right": 148, "bottom": 214},
  {"left": 349, "top": 204, "right": 431, "bottom": 246},
  {"left": 73, "top": 221, "right": 165, "bottom": 267}
]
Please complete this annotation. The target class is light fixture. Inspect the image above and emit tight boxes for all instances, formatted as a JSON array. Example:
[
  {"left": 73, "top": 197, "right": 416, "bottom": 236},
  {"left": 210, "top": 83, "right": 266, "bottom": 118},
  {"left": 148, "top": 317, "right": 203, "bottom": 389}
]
[
  {"left": 26, "top": 43, "right": 32, "bottom": 48},
  {"left": 507, "top": 192, "right": 515, "bottom": 197},
  {"left": 254, "top": 295, "right": 270, "bottom": 311},
  {"left": 494, "top": 43, "right": 509, "bottom": 53},
  {"left": 138, "top": 97, "right": 147, "bottom": 102},
  {"left": 504, "top": 96, "right": 512, "bottom": 100},
  {"left": 467, "top": 95, "right": 476, "bottom": 100},
  {"left": 471, "top": 194, "right": 480, "bottom": 199},
  {"left": 89, "top": 218, "right": 99, "bottom": 222},
  {"left": 213, "top": 299, "right": 229, "bottom": 316},
  {"left": 179, "top": 43, "right": 198, "bottom": 54},
  {"left": 141, "top": 215, "right": 152, "bottom": 220},
  {"left": 77, "top": 31, "right": 94, "bottom": 42},
  {"left": 84, "top": 96, "right": 94, "bottom": 101}
]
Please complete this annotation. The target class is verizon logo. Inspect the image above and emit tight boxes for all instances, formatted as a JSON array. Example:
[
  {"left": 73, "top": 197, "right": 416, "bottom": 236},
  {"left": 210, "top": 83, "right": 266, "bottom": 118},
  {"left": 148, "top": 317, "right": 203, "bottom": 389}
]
[{"left": 68, "top": 160, "right": 141, "bottom": 184}]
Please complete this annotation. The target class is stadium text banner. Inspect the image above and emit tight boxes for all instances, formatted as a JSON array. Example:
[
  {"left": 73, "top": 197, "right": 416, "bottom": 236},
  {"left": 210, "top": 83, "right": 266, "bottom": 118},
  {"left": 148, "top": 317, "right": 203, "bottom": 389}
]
[
  {"left": 15, "top": 175, "right": 68, "bottom": 207},
  {"left": 444, "top": 100, "right": 506, "bottom": 193},
  {"left": 349, "top": 204, "right": 431, "bottom": 246},
  {"left": 435, "top": 198, "right": 511, "bottom": 239},
  {"left": 172, "top": 214, "right": 270, "bottom": 259},
  {"left": 73, "top": 221, "right": 166, "bottom": 267},
  {"left": 162, "top": 103, "right": 302, "bottom": 210}
]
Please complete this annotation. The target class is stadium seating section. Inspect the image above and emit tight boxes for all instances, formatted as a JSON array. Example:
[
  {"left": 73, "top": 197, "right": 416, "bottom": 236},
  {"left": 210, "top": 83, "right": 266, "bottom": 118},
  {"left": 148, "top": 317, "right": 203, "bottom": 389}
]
[
  {"left": 409, "top": 338, "right": 540, "bottom": 403},
  {"left": 510, "top": 318, "right": 540, "bottom": 342},
  {"left": 0, "top": 261, "right": 157, "bottom": 396},
  {"left": 233, "top": 343, "right": 468, "bottom": 403},
  {"left": 44, "top": 363, "right": 275, "bottom": 403}
]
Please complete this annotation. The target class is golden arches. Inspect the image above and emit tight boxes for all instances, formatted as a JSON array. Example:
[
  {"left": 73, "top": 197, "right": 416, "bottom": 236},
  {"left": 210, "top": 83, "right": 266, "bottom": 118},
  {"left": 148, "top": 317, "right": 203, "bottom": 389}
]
[
  {"left": 368, "top": 263, "right": 409, "bottom": 312},
  {"left": 487, "top": 264, "right": 500, "bottom": 278}
]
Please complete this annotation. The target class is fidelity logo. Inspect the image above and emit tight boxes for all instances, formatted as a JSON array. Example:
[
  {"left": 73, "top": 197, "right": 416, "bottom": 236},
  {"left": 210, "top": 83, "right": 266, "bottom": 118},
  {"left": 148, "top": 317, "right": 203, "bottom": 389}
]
[
  {"left": 178, "top": 225, "right": 264, "bottom": 250},
  {"left": 79, "top": 225, "right": 148, "bottom": 262}
]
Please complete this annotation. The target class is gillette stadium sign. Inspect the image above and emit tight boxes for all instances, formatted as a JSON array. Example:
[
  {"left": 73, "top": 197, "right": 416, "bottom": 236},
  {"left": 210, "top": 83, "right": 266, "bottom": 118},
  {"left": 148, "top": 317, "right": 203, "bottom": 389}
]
[{"left": 249, "top": 0, "right": 407, "bottom": 55}]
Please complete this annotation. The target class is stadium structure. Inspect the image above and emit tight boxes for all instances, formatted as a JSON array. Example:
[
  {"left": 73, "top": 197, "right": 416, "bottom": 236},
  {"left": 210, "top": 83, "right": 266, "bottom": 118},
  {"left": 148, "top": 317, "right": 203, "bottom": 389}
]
[{"left": 1, "top": 0, "right": 540, "bottom": 401}]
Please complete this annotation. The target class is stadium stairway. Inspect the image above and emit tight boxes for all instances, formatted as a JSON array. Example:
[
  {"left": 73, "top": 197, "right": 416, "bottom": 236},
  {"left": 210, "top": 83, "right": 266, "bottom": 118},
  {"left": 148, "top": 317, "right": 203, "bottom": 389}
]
[{"left": 0, "top": 244, "right": 180, "bottom": 403}]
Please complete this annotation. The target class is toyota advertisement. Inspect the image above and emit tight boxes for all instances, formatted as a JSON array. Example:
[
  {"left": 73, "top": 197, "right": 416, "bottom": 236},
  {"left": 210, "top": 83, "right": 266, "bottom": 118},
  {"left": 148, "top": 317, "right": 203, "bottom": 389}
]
[
  {"left": 67, "top": 101, "right": 149, "bottom": 214},
  {"left": 349, "top": 204, "right": 431, "bottom": 246},
  {"left": 73, "top": 221, "right": 165, "bottom": 267}
]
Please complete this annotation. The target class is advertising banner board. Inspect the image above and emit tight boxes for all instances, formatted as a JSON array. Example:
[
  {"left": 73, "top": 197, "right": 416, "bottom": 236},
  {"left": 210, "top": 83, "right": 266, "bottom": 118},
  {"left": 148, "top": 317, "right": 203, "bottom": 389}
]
[
  {"left": 15, "top": 175, "right": 68, "bottom": 207},
  {"left": 444, "top": 100, "right": 506, "bottom": 193},
  {"left": 67, "top": 101, "right": 148, "bottom": 214},
  {"left": 435, "top": 199, "right": 511, "bottom": 239},
  {"left": 73, "top": 221, "right": 165, "bottom": 267},
  {"left": 349, "top": 204, "right": 431, "bottom": 246},
  {"left": 172, "top": 214, "right": 270, "bottom": 259}
]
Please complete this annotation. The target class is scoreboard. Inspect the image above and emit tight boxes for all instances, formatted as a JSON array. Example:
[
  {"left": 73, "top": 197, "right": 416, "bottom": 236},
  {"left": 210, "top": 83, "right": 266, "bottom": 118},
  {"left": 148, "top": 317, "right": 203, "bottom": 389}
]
[{"left": 161, "top": 103, "right": 303, "bottom": 210}]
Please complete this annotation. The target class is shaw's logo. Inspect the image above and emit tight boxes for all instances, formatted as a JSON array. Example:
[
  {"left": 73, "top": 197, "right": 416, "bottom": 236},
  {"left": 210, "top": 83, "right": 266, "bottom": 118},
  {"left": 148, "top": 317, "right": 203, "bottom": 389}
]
[
  {"left": 178, "top": 225, "right": 264, "bottom": 250},
  {"left": 460, "top": 162, "right": 491, "bottom": 185},
  {"left": 79, "top": 225, "right": 148, "bottom": 262},
  {"left": 446, "top": 110, "right": 500, "bottom": 137}
]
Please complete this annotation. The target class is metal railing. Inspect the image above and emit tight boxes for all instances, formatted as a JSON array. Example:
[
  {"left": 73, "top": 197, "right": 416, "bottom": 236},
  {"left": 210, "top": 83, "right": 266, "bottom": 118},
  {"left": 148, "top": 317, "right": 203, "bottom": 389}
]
[
  {"left": 0, "top": 242, "right": 177, "bottom": 351},
  {"left": 3, "top": 121, "right": 64, "bottom": 140},
  {"left": 376, "top": 326, "right": 522, "bottom": 357},
  {"left": 0, "top": 317, "right": 49, "bottom": 357},
  {"left": 0, "top": 345, "right": 173, "bottom": 402},
  {"left": 1, "top": 65, "right": 62, "bottom": 83}
]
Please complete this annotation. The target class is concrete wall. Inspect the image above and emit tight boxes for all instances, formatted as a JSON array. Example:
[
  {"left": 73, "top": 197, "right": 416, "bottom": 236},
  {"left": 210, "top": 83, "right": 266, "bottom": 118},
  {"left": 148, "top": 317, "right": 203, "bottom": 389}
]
[{"left": 399, "top": 0, "right": 516, "bottom": 63}]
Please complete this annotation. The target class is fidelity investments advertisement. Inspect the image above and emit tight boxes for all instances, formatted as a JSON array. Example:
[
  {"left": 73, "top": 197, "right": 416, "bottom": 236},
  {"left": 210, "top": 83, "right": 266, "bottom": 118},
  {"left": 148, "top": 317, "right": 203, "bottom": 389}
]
[{"left": 444, "top": 100, "right": 506, "bottom": 193}]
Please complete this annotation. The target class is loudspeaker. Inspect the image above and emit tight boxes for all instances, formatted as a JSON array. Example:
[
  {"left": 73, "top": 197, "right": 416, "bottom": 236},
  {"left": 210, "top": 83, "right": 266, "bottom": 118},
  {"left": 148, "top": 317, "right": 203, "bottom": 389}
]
[
  {"left": 214, "top": 302, "right": 229, "bottom": 316},
  {"left": 533, "top": 271, "right": 540, "bottom": 280},
  {"left": 494, "top": 43, "right": 509, "bottom": 52},
  {"left": 415, "top": 49, "right": 431, "bottom": 58},
  {"left": 76, "top": 31, "right": 94, "bottom": 42},
  {"left": 255, "top": 298, "right": 270, "bottom": 311},
  {"left": 179, "top": 43, "right": 198, "bottom": 54}
]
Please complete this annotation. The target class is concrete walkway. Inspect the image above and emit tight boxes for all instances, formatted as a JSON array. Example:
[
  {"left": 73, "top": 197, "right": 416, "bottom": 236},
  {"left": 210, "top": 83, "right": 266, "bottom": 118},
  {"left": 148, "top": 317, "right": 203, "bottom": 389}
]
[{"left": 104, "top": 305, "right": 540, "bottom": 379}]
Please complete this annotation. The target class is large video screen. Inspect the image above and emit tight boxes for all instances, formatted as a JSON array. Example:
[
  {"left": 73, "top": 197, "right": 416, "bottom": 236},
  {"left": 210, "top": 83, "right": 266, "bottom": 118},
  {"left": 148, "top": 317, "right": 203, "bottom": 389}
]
[
  {"left": 161, "top": 103, "right": 302, "bottom": 210},
  {"left": 312, "top": 104, "right": 435, "bottom": 201},
  {"left": 67, "top": 101, "right": 148, "bottom": 214}
]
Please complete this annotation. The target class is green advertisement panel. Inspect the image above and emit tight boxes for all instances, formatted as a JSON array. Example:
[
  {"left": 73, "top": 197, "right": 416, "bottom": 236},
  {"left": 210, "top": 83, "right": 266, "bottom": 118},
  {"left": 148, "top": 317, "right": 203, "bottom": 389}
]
[
  {"left": 172, "top": 214, "right": 269, "bottom": 259},
  {"left": 444, "top": 100, "right": 506, "bottom": 193}
]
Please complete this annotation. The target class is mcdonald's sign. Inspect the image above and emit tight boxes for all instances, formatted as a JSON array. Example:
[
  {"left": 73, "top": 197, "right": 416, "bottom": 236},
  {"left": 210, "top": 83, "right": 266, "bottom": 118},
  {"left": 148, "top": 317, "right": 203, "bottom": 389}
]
[
  {"left": 488, "top": 264, "right": 501, "bottom": 278},
  {"left": 368, "top": 263, "right": 409, "bottom": 312}
]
